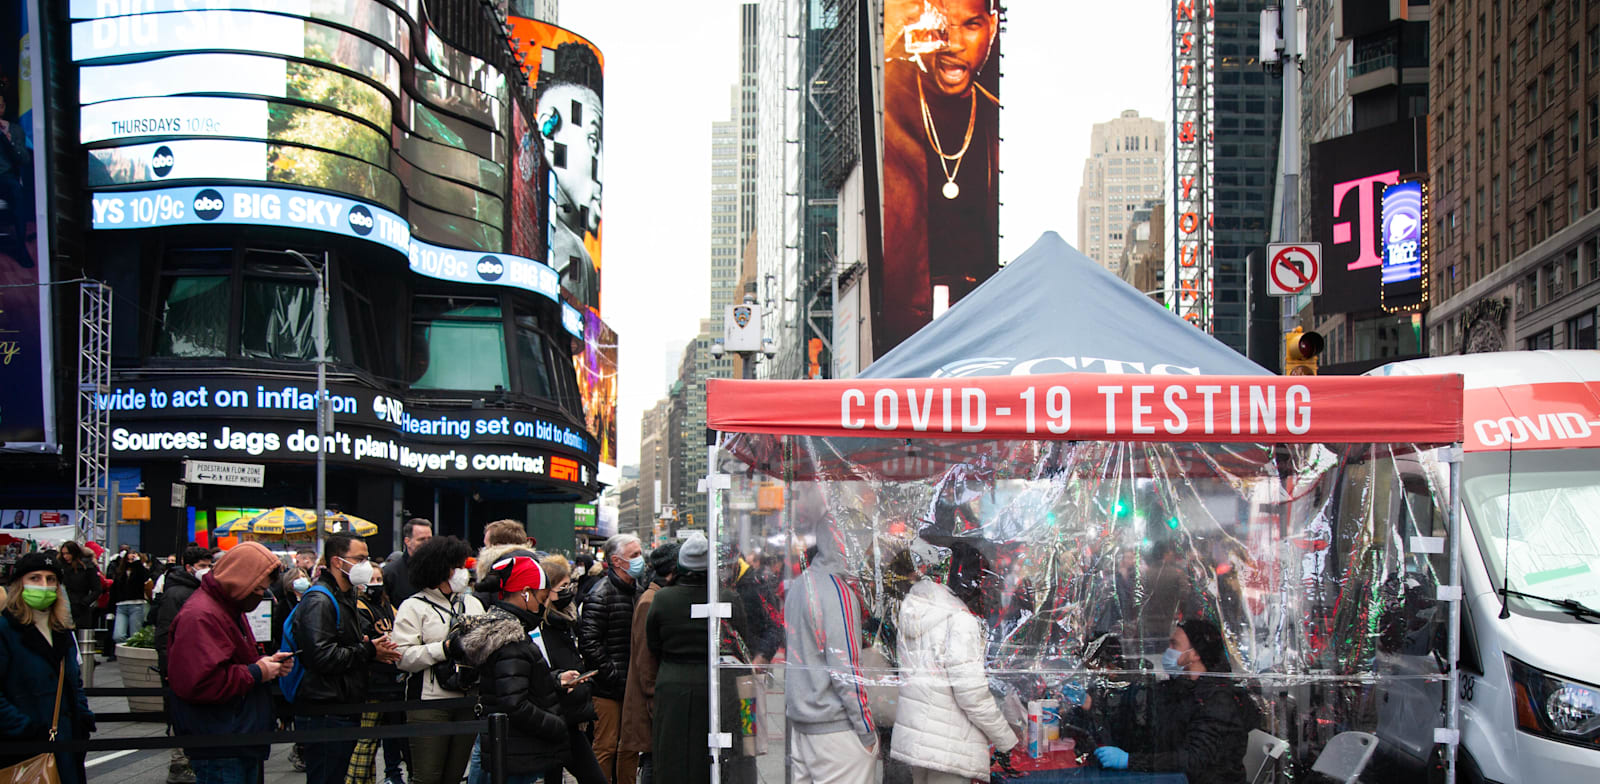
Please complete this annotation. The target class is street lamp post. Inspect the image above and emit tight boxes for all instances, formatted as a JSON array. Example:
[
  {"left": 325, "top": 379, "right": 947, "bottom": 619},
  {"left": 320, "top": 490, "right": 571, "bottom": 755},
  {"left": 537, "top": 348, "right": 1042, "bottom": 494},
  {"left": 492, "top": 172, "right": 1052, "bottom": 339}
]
[{"left": 284, "top": 250, "right": 329, "bottom": 554}]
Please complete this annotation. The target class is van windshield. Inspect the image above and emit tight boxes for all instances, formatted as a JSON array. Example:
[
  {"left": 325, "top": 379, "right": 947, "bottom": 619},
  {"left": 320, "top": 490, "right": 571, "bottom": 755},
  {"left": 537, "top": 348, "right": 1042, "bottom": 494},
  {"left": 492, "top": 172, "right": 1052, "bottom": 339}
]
[{"left": 1463, "top": 449, "right": 1600, "bottom": 614}]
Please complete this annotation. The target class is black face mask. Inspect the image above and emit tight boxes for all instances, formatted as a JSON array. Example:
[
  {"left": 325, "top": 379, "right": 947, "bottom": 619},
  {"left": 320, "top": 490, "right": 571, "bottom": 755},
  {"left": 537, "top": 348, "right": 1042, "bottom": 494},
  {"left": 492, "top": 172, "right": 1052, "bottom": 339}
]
[
  {"left": 365, "top": 585, "right": 385, "bottom": 602},
  {"left": 552, "top": 586, "right": 576, "bottom": 611}
]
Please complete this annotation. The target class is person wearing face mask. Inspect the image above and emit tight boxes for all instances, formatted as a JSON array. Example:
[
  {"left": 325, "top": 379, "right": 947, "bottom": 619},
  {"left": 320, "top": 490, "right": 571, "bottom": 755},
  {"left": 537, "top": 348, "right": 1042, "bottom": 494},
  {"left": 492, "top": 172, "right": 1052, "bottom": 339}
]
[
  {"left": 0, "top": 552, "right": 95, "bottom": 784},
  {"left": 1091, "top": 619, "right": 1257, "bottom": 784},
  {"left": 151, "top": 546, "right": 215, "bottom": 784},
  {"left": 455, "top": 555, "right": 592, "bottom": 784},
  {"left": 393, "top": 536, "right": 485, "bottom": 784},
  {"left": 536, "top": 554, "right": 606, "bottom": 784},
  {"left": 167, "top": 542, "right": 288, "bottom": 784},
  {"left": 577, "top": 533, "right": 644, "bottom": 784},
  {"left": 290, "top": 534, "right": 402, "bottom": 784},
  {"left": 349, "top": 566, "right": 408, "bottom": 784},
  {"left": 620, "top": 542, "right": 678, "bottom": 784},
  {"left": 272, "top": 567, "right": 312, "bottom": 773}
]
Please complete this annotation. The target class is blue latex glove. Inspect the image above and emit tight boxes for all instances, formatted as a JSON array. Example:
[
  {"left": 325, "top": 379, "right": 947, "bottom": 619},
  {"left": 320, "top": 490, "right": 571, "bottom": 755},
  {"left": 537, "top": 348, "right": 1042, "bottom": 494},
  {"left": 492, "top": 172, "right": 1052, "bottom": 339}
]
[{"left": 1094, "top": 746, "right": 1130, "bottom": 770}]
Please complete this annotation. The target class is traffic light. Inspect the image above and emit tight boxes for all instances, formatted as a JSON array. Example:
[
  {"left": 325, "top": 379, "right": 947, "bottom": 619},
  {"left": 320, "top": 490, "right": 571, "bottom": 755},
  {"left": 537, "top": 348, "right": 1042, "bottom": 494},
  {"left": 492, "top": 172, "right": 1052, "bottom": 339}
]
[{"left": 1284, "top": 327, "right": 1325, "bottom": 375}]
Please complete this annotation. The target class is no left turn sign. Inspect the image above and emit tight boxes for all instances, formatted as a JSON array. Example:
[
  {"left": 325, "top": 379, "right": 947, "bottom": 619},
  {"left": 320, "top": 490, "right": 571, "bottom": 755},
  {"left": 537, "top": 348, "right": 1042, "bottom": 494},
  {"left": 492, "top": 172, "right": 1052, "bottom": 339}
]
[{"left": 1267, "top": 242, "right": 1322, "bottom": 296}]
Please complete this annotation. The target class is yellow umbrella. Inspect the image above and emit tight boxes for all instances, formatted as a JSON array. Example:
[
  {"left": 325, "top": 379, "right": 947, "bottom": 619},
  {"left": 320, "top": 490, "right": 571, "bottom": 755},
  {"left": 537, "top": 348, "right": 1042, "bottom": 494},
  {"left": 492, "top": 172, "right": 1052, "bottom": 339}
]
[
  {"left": 219, "top": 507, "right": 319, "bottom": 536},
  {"left": 322, "top": 512, "right": 379, "bottom": 538}
]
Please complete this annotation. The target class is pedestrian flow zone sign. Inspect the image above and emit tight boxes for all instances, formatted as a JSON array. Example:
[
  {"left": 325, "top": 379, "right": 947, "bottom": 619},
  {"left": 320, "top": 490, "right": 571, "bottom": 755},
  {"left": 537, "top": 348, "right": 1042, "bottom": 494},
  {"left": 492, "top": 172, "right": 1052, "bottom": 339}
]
[{"left": 1267, "top": 242, "right": 1322, "bottom": 296}]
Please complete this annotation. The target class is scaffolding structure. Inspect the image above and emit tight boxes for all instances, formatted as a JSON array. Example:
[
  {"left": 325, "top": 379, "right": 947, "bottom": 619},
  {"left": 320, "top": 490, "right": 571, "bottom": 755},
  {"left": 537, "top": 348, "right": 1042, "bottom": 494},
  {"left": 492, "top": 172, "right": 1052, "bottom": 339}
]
[{"left": 74, "top": 281, "right": 112, "bottom": 544}]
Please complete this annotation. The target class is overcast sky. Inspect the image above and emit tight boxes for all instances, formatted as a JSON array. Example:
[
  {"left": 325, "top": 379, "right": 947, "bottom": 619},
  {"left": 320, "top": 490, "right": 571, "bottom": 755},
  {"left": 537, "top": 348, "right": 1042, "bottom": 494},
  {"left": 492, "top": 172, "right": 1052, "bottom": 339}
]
[{"left": 561, "top": 0, "right": 1173, "bottom": 470}]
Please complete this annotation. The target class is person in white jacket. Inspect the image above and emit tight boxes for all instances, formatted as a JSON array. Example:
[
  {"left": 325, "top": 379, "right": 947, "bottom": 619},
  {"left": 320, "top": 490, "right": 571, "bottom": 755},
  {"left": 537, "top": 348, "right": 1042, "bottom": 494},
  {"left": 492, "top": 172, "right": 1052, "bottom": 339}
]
[
  {"left": 890, "top": 538, "right": 1018, "bottom": 784},
  {"left": 392, "top": 536, "right": 485, "bottom": 784}
]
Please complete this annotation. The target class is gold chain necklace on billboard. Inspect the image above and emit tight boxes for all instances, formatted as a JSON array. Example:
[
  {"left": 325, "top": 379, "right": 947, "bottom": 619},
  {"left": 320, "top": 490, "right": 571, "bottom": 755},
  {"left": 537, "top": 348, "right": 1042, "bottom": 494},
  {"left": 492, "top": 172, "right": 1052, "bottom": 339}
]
[{"left": 918, "top": 75, "right": 976, "bottom": 200}]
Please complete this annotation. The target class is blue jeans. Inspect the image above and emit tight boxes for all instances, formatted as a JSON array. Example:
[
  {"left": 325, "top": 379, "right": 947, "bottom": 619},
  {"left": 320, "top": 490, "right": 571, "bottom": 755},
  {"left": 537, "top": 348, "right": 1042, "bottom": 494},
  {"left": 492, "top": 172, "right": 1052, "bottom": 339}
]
[
  {"left": 191, "top": 757, "right": 262, "bottom": 784},
  {"left": 296, "top": 714, "right": 359, "bottom": 784},
  {"left": 113, "top": 602, "right": 146, "bottom": 644},
  {"left": 466, "top": 739, "right": 484, "bottom": 784}
]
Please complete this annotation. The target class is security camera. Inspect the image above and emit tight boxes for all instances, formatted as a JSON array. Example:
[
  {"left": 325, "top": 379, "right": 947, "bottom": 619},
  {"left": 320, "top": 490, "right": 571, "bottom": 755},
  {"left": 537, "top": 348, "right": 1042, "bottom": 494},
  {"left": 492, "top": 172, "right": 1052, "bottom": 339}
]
[
  {"left": 761, "top": 337, "right": 777, "bottom": 359},
  {"left": 710, "top": 340, "right": 726, "bottom": 358}
]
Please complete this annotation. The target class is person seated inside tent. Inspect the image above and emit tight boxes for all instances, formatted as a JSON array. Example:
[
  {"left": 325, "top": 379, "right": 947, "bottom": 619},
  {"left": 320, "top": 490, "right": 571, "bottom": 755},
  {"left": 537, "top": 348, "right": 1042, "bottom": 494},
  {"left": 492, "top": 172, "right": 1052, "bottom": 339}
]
[{"left": 1091, "top": 619, "right": 1257, "bottom": 784}]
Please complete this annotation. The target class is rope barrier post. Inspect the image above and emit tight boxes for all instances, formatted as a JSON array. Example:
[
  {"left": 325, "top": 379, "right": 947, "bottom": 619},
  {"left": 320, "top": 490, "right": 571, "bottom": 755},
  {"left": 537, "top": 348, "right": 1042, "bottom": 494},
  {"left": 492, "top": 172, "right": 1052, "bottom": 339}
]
[{"left": 486, "top": 712, "right": 508, "bottom": 784}]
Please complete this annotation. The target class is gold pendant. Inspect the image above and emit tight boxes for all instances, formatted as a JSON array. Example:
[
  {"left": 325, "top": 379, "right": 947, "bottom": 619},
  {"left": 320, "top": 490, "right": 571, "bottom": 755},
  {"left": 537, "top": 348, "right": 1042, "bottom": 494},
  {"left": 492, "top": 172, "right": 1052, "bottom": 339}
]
[{"left": 942, "top": 181, "right": 960, "bottom": 200}]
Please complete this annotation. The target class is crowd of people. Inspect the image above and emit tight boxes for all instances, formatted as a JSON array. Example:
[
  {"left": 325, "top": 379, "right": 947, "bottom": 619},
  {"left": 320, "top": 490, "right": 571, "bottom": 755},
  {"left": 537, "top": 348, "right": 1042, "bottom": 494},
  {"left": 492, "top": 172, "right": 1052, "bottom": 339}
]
[{"left": 0, "top": 512, "right": 1261, "bottom": 784}]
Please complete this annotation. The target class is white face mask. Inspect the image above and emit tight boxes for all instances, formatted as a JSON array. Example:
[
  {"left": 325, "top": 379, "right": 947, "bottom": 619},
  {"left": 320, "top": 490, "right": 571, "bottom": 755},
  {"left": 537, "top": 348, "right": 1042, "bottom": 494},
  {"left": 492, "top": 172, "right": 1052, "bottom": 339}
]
[
  {"left": 448, "top": 568, "right": 471, "bottom": 594},
  {"left": 340, "top": 557, "right": 375, "bottom": 588},
  {"left": 193, "top": 567, "right": 211, "bottom": 579}
]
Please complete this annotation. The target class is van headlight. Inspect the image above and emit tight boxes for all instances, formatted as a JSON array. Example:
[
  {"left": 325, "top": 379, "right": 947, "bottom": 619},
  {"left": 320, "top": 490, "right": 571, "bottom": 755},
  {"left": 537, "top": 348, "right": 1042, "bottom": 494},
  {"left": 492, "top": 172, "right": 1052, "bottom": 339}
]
[{"left": 1509, "top": 656, "right": 1600, "bottom": 744}]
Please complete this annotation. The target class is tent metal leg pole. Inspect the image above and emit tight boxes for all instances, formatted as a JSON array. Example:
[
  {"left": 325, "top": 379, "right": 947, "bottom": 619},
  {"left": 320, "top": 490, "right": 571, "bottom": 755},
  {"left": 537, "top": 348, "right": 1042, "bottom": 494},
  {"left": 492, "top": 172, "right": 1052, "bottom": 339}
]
[{"left": 1446, "top": 447, "right": 1463, "bottom": 784}]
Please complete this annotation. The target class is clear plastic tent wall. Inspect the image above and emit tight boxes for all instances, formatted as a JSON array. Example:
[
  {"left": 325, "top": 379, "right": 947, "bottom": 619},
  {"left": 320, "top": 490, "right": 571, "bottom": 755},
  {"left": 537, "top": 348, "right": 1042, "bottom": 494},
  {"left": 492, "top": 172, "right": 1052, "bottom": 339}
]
[{"left": 698, "top": 373, "right": 1466, "bottom": 784}]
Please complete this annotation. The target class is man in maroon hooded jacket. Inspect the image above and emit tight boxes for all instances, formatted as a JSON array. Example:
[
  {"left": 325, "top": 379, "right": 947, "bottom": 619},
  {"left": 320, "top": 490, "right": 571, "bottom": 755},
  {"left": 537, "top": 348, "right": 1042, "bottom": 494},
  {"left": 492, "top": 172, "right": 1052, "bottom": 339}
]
[{"left": 169, "top": 542, "right": 292, "bottom": 784}]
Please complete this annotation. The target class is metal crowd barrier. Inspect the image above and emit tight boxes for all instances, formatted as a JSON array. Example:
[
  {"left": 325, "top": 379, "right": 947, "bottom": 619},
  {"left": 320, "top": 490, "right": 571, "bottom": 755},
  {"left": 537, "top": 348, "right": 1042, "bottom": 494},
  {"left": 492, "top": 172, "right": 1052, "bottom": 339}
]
[{"left": 0, "top": 694, "right": 510, "bottom": 784}]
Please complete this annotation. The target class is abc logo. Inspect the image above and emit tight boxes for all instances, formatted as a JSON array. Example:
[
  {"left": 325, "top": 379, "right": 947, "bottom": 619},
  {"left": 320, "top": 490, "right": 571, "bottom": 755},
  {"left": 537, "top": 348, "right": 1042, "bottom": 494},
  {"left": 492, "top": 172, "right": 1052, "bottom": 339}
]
[
  {"left": 347, "top": 205, "right": 374, "bottom": 235},
  {"left": 476, "top": 255, "right": 505, "bottom": 282},
  {"left": 192, "top": 189, "right": 225, "bottom": 221},
  {"left": 151, "top": 145, "right": 175, "bottom": 178}
]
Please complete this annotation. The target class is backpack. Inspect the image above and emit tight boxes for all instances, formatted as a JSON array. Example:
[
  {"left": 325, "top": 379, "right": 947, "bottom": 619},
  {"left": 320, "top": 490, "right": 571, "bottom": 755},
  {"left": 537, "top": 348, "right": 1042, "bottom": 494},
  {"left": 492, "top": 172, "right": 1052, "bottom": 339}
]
[{"left": 279, "top": 584, "right": 339, "bottom": 703}]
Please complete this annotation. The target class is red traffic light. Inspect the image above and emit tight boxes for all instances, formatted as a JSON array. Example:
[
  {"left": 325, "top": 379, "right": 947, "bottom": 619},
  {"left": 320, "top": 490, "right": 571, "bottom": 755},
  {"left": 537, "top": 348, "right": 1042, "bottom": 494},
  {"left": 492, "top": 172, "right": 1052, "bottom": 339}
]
[{"left": 1295, "top": 331, "right": 1325, "bottom": 360}]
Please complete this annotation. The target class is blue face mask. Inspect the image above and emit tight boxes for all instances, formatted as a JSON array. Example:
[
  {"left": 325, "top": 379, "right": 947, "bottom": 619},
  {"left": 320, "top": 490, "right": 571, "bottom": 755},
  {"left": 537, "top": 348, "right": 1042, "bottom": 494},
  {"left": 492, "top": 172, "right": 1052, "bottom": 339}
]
[
  {"left": 1161, "top": 647, "right": 1186, "bottom": 672},
  {"left": 627, "top": 555, "right": 646, "bottom": 578}
]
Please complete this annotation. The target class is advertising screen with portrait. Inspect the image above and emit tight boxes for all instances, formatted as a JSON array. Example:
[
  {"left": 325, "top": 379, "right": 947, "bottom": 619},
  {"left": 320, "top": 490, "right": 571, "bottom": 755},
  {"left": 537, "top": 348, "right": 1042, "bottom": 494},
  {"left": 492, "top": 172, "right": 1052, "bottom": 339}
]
[
  {"left": 0, "top": 1, "right": 51, "bottom": 447},
  {"left": 873, "top": 0, "right": 1002, "bottom": 357},
  {"left": 572, "top": 308, "right": 618, "bottom": 484},
  {"left": 507, "top": 18, "right": 603, "bottom": 310},
  {"left": 508, "top": 101, "right": 545, "bottom": 261}
]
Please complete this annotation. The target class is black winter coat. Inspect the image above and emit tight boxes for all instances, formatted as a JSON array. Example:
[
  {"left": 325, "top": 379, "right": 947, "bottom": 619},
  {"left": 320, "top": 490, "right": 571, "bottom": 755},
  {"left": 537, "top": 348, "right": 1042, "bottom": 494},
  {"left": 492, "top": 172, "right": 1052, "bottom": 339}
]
[
  {"left": 459, "top": 603, "right": 592, "bottom": 775},
  {"left": 108, "top": 558, "right": 149, "bottom": 605},
  {"left": 355, "top": 587, "right": 404, "bottom": 701},
  {"left": 541, "top": 606, "right": 596, "bottom": 723},
  {"left": 288, "top": 574, "right": 376, "bottom": 708},
  {"left": 382, "top": 553, "right": 417, "bottom": 606},
  {"left": 576, "top": 572, "right": 635, "bottom": 699},
  {"left": 152, "top": 569, "right": 201, "bottom": 677},
  {"left": 1126, "top": 675, "right": 1256, "bottom": 784},
  {"left": 61, "top": 563, "right": 101, "bottom": 630}
]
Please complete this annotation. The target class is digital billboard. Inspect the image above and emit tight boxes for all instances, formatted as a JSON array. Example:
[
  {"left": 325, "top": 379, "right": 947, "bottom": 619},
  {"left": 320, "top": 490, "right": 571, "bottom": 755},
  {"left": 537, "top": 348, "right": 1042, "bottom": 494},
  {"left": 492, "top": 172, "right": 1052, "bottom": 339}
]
[
  {"left": 88, "top": 138, "right": 402, "bottom": 209},
  {"left": 572, "top": 308, "right": 618, "bottom": 484},
  {"left": 509, "top": 101, "right": 543, "bottom": 260},
  {"left": 508, "top": 18, "right": 603, "bottom": 310},
  {"left": 70, "top": 9, "right": 405, "bottom": 97},
  {"left": 873, "top": 0, "right": 1001, "bottom": 356},
  {"left": 0, "top": 0, "right": 53, "bottom": 448},
  {"left": 80, "top": 53, "right": 393, "bottom": 130},
  {"left": 1380, "top": 180, "right": 1428, "bottom": 312},
  {"left": 1308, "top": 118, "right": 1427, "bottom": 314}
]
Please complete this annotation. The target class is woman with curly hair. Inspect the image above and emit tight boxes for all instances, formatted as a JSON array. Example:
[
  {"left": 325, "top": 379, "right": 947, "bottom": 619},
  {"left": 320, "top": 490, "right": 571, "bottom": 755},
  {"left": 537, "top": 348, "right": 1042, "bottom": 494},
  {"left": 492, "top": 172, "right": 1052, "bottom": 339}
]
[{"left": 393, "top": 536, "right": 485, "bottom": 784}]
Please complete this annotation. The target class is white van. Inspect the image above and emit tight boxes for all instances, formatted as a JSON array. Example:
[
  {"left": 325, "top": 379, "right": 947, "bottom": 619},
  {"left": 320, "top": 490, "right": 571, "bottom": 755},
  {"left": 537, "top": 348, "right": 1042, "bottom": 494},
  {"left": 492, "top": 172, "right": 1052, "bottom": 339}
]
[{"left": 1370, "top": 350, "right": 1600, "bottom": 783}]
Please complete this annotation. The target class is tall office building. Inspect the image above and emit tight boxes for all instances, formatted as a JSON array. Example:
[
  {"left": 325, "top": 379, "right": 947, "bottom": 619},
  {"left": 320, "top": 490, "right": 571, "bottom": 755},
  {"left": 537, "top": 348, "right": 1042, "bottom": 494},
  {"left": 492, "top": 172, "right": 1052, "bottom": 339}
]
[
  {"left": 1211, "top": 2, "right": 1283, "bottom": 365},
  {"left": 711, "top": 115, "right": 742, "bottom": 332},
  {"left": 739, "top": 3, "right": 760, "bottom": 248},
  {"left": 636, "top": 398, "right": 671, "bottom": 537},
  {"left": 757, "top": 0, "right": 859, "bottom": 378},
  {"left": 1428, "top": 1, "right": 1600, "bottom": 353},
  {"left": 1077, "top": 111, "right": 1166, "bottom": 272}
]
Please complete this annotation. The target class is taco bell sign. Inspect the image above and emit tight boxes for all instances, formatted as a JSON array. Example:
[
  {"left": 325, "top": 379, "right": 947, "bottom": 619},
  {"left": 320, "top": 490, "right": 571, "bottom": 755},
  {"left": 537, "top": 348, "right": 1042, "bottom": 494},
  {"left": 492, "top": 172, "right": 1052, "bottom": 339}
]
[{"left": 1380, "top": 181, "right": 1424, "bottom": 285}]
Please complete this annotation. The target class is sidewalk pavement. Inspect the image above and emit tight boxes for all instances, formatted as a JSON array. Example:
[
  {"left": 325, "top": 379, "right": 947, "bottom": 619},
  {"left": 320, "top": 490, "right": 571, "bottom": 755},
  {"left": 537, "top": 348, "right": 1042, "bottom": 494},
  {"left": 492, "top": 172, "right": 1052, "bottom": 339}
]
[{"left": 83, "top": 656, "right": 301, "bottom": 783}]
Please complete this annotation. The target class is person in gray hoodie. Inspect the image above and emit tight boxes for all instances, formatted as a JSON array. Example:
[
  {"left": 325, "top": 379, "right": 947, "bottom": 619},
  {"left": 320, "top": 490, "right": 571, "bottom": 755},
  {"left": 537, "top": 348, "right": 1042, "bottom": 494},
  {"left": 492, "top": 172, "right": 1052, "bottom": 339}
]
[{"left": 784, "top": 523, "right": 877, "bottom": 784}]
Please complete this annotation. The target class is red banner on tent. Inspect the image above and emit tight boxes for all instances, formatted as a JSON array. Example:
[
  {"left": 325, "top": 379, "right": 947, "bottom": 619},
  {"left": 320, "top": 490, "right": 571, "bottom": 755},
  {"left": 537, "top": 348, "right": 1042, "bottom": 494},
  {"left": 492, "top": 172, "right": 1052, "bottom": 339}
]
[{"left": 707, "top": 373, "right": 1464, "bottom": 444}]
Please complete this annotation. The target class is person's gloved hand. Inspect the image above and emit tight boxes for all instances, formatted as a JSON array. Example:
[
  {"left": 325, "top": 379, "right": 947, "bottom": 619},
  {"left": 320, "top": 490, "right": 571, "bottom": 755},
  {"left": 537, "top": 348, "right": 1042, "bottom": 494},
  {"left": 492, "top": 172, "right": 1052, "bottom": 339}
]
[
  {"left": 1094, "top": 746, "right": 1130, "bottom": 769},
  {"left": 991, "top": 747, "right": 1022, "bottom": 779}
]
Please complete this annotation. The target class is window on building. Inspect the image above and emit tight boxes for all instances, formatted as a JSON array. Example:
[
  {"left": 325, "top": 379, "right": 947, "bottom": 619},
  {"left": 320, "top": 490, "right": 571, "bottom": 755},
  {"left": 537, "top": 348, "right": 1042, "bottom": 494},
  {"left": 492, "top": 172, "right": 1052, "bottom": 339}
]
[
  {"left": 1588, "top": 167, "right": 1599, "bottom": 211},
  {"left": 1571, "top": 182, "right": 1583, "bottom": 223},
  {"left": 1569, "top": 312, "right": 1598, "bottom": 349},
  {"left": 1528, "top": 145, "right": 1540, "bottom": 180},
  {"left": 1531, "top": 19, "right": 1542, "bottom": 58},
  {"left": 1547, "top": 198, "right": 1560, "bottom": 237},
  {"left": 1494, "top": 174, "right": 1503, "bottom": 212},
  {"left": 1478, "top": 245, "right": 1487, "bottom": 280},
  {"left": 240, "top": 264, "right": 316, "bottom": 361},
  {"left": 1574, "top": 113, "right": 1584, "bottom": 154},
  {"left": 1527, "top": 272, "right": 1543, "bottom": 310},
  {"left": 1588, "top": 237, "right": 1600, "bottom": 280},
  {"left": 1493, "top": 115, "right": 1501, "bottom": 153},
  {"left": 1549, "top": 261, "right": 1565, "bottom": 299},
  {"left": 1527, "top": 208, "right": 1540, "bottom": 248},
  {"left": 1545, "top": 132, "right": 1558, "bottom": 172},
  {"left": 1589, "top": 97, "right": 1599, "bottom": 142},
  {"left": 1527, "top": 329, "right": 1555, "bottom": 350},
  {"left": 1526, "top": 84, "right": 1539, "bottom": 121},
  {"left": 1543, "top": 68, "right": 1556, "bottom": 107},
  {"left": 1570, "top": 249, "right": 1583, "bottom": 290},
  {"left": 1573, "top": 45, "right": 1582, "bottom": 88},
  {"left": 153, "top": 274, "right": 229, "bottom": 358},
  {"left": 409, "top": 296, "right": 509, "bottom": 391},
  {"left": 1493, "top": 57, "right": 1502, "bottom": 94},
  {"left": 1494, "top": 233, "right": 1503, "bottom": 265},
  {"left": 1591, "top": 26, "right": 1600, "bottom": 72}
]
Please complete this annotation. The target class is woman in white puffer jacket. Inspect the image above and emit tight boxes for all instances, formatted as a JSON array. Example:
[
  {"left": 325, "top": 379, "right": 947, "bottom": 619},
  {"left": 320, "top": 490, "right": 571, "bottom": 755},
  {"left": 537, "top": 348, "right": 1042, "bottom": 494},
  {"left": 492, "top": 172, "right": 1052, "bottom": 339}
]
[{"left": 890, "top": 570, "right": 1019, "bottom": 783}]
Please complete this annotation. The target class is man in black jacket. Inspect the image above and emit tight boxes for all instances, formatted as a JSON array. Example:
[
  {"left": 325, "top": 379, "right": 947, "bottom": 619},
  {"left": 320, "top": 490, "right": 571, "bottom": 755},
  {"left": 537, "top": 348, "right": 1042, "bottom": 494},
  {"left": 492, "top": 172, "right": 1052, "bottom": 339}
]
[
  {"left": 291, "top": 534, "right": 401, "bottom": 784},
  {"left": 1092, "top": 619, "right": 1256, "bottom": 784},
  {"left": 382, "top": 518, "right": 432, "bottom": 606},
  {"left": 152, "top": 546, "right": 215, "bottom": 784},
  {"left": 578, "top": 533, "right": 643, "bottom": 784}
]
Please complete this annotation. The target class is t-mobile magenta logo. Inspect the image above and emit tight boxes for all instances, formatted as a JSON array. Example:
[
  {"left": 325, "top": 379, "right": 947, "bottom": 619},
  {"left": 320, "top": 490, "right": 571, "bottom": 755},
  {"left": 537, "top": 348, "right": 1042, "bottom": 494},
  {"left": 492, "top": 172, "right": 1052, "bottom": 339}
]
[{"left": 1331, "top": 170, "right": 1400, "bottom": 270}]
